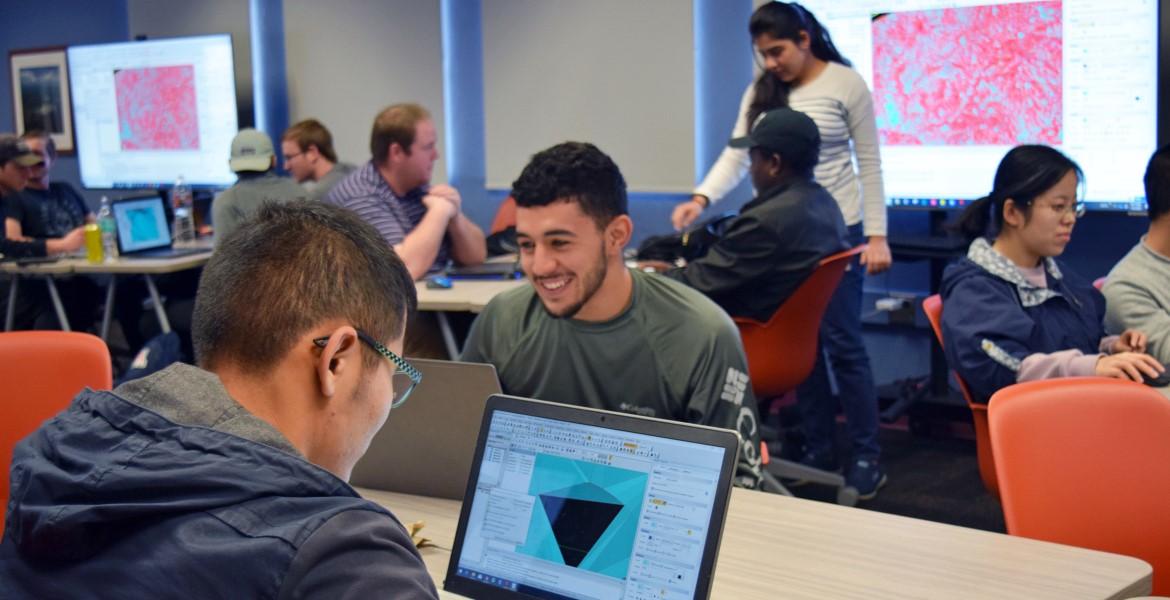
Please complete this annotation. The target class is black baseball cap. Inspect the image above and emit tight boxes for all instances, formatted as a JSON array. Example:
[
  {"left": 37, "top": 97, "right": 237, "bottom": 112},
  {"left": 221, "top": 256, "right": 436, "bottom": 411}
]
[
  {"left": 0, "top": 134, "right": 43, "bottom": 167},
  {"left": 728, "top": 108, "right": 820, "bottom": 157}
]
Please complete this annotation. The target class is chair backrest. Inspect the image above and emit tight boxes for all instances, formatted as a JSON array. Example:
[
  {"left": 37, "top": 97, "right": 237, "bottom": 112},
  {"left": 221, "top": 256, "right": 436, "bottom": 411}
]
[
  {"left": 989, "top": 378, "right": 1170, "bottom": 594},
  {"left": 490, "top": 196, "right": 517, "bottom": 235},
  {"left": 734, "top": 245, "right": 864, "bottom": 399},
  {"left": 921, "top": 294, "right": 999, "bottom": 497},
  {"left": 0, "top": 331, "right": 112, "bottom": 536}
]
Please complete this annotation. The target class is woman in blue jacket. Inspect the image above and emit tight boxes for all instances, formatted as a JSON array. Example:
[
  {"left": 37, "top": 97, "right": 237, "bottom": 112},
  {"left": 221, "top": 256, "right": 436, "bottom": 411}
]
[{"left": 941, "top": 145, "right": 1162, "bottom": 403}]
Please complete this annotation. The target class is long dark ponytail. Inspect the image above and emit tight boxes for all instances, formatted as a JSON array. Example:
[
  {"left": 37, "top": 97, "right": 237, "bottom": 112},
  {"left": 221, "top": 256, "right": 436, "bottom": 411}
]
[
  {"left": 747, "top": 2, "right": 851, "bottom": 126},
  {"left": 954, "top": 145, "right": 1084, "bottom": 242}
]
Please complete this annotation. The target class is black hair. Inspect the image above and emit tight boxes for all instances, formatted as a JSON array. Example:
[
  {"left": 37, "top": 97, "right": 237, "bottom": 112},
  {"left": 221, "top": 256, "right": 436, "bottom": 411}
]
[
  {"left": 747, "top": 2, "right": 851, "bottom": 126},
  {"left": 511, "top": 142, "right": 628, "bottom": 229},
  {"left": 1145, "top": 144, "right": 1170, "bottom": 222},
  {"left": 954, "top": 145, "right": 1084, "bottom": 242},
  {"left": 193, "top": 202, "right": 416, "bottom": 373}
]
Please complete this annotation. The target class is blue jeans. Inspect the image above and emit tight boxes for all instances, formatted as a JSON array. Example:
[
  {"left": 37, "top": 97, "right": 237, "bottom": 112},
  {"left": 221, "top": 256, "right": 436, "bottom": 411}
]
[{"left": 795, "top": 224, "right": 882, "bottom": 462}]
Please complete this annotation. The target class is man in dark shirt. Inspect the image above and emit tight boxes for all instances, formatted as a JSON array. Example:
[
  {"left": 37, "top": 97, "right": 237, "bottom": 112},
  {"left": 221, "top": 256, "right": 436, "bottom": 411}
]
[
  {"left": 6, "top": 131, "right": 92, "bottom": 243},
  {"left": 0, "top": 134, "right": 80, "bottom": 259},
  {"left": 657, "top": 108, "right": 849, "bottom": 321},
  {"left": 1, "top": 203, "right": 439, "bottom": 599},
  {"left": 3, "top": 132, "right": 94, "bottom": 330}
]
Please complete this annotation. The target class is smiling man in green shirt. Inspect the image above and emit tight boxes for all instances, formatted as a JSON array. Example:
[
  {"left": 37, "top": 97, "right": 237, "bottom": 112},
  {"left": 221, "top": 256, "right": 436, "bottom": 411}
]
[{"left": 461, "top": 142, "right": 762, "bottom": 488}]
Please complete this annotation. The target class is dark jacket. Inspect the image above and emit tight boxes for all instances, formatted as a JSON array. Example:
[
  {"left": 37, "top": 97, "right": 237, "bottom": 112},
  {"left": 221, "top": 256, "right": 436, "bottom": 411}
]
[
  {"left": 940, "top": 238, "right": 1107, "bottom": 404},
  {"left": 0, "top": 363, "right": 438, "bottom": 599},
  {"left": 665, "top": 178, "right": 849, "bottom": 322}
]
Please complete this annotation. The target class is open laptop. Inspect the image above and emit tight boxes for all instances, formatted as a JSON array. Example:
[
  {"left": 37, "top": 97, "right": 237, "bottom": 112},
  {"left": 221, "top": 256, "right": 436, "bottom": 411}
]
[
  {"left": 112, "top": 194, "right": 206, "bottom": 259},
  {"left": 350, "top": 359, "right": 502, "bottom": 500},
  {"left": 442, "top": 395, "right": 740, "bottom": 600}
]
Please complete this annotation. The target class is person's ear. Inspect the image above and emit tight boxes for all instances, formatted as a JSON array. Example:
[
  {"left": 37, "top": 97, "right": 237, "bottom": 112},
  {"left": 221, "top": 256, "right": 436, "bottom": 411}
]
[
  {"left": 769, "top": 153, "right": 784, "bottom": 178},
  {"left": 605, "top": 214, "right": 633, "bottom": 254},
  {"left": 315, "top": 326, "right": 361, "bottom": 400},
  {"left": 798, "top": 30, "right": 812, "bottom": 51},
  {"left": 1003, "top": 198, "right": 1026, "bottom": 228},
  {"left": 388, "top": 142, "right": 405, "bottom": 163}
]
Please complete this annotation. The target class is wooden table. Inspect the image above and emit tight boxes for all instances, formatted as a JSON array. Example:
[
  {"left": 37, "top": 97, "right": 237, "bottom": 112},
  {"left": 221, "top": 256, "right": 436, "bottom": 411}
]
[
  {"left": 414, "top": 278, "right": 528, "bottom": 357},
  {"left": 2, "top": 246, "right": 212, "bottom": 339},
  {"left": 358, "top": 487, "right": 1152, "bottom": 599}
]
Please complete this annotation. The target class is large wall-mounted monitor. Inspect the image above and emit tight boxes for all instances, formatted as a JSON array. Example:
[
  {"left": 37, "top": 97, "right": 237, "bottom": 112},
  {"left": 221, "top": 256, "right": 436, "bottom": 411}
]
[
  {"left": 796, "top": 0, "right": 1160, "bottom": 212},
  {"left": 68, "top": 34, "right": 239, "bottom": 189}
]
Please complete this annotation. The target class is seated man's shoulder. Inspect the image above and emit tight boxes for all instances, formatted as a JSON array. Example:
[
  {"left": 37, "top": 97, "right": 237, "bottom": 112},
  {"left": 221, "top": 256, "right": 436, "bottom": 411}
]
[
  {"left": 324, "top": 162, "right": 375, "bottom": 205},
  {"left": 638, "top": 272, "right": 738, "bottom": 335}
]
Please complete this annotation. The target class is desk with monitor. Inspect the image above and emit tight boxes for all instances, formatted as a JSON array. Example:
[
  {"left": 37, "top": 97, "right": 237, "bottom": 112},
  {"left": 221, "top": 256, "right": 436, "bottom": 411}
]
[{"left": 359, "top": 486, "right": 1151, "bottom": 600}]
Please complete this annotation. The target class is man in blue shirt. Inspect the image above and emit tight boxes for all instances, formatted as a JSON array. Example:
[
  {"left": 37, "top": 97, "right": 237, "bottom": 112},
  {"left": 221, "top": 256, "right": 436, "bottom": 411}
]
[{"left": 327, "top": 103, "right": 485, "bottom": 280}]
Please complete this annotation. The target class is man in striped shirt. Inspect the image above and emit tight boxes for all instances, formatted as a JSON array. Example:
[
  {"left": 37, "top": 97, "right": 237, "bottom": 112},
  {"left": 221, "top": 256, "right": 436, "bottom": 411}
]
[{"left": 326, "top": 103, "right": 485, "bottom": 280}]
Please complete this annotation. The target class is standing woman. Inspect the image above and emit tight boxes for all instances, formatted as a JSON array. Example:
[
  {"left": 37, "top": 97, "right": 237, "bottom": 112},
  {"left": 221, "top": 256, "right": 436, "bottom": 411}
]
[{"left": 673, "top": 2, "right": 890, "bottom": 498}]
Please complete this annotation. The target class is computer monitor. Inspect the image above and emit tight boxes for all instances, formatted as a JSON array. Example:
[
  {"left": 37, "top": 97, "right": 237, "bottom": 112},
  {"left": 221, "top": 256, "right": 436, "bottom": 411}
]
[
  {"left": 68, "top": 34, "right": 240, "bottom": 189},
  {"left": 795, "top": 0, "right": 1161, "bottom": 212}
]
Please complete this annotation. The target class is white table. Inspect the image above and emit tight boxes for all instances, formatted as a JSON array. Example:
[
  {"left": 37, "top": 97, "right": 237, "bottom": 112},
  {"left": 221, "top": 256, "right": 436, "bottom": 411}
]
[
  {"left": 414, "top": 278, "right": 528, "bottom": 357},
  {"left": 2, "top": 245, "right": 212, "bottom": 339},
  {"left": 358, "top": 487, "right": 1153, "bottom": 599}
]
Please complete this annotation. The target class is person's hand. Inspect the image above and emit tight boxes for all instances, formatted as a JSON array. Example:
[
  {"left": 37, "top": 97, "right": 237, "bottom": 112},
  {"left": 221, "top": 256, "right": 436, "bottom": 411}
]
[
  {"left": 860, "top": 236, "right": 892, "bottom": 275},
  {"left": 1095, "top": 352, "right": 1164, "bottom": 382},
  {"left": 636, "top": 260, "right": 675, "bottom": 273},
  {"left": 422, "top": 193, "right": 457, "bottom": 221},
  {"left": 427, "top": 184, "right": 462, "bottom": 213},
  {"left": 59, "top": 227, "right": 86, "bottom": 252},
  {"left": 1112, "top": 329, "right": 1148, "bottom": 354},
  {"left": 671, "top": 195, "right": 707, "bottom": 231}
]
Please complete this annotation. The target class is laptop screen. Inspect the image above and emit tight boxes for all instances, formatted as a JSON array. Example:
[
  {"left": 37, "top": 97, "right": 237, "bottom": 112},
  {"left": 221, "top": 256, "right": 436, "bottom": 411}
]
[
  {"left": 447, "top": 398, "right": 736, "bottom": 600},
  {"left": 113, "top": 196, "right": 172, "bottom": 253}
]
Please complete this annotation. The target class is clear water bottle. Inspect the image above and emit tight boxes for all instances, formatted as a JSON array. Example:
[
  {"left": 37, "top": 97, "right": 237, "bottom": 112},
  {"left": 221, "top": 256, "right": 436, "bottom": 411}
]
[
  {"left": 97, "top": 195, "right": 118, "bottom": 262},
  {"left": 172, "top": 175, "right": 196, "bottom": 243}
]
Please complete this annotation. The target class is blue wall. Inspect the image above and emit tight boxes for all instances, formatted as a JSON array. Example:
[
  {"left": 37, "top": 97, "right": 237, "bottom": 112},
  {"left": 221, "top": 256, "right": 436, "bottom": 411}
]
[{"left": 1, "top": 0, "right": 130, "bottom": 210}]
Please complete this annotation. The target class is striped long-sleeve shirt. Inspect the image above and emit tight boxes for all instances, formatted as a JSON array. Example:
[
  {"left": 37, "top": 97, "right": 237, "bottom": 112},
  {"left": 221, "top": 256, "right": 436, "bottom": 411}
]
[{"left": 324, "top": 161, "right": 449, "bottom": 273}]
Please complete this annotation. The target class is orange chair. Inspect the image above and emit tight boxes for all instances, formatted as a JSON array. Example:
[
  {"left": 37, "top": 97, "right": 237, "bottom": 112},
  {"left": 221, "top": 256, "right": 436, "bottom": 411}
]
[
  {"left": 735, "top": 245, "right": 864, "bottom": 504},
  {"left": 988, "top": 378, "right": 1170, "bottom": 594},
  {"left": 921, "top": 294, "right": 999, "bottom": 497},
  {"left": 0, "top": 331, "right": 112, "bottom": 537},
  {"left": 490, "top": 196, "right": 517, "bottom": 235}
]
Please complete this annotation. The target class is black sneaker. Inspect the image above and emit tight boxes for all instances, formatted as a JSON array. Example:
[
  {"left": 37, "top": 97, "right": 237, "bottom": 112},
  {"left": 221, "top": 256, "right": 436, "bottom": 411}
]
[{"left": 845, "top": 458, "right": 888, "bottom": 500}]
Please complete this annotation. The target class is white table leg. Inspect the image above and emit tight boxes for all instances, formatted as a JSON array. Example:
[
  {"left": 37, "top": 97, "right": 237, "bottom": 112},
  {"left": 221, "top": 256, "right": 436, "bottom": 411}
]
[
  {"left": 5, "top": 275, "right": 19, "bottom": 331},
  {"left": 100, "top": 275, "right": 118, "bottom": 342},
  {"left": 436, "top": 311, "right": 460, "bottom": 359},
  {"left": 45, "top": 277, "right": 70, "bottom": 332},
  {"left": 144, "top": 274, "right": 171, "bottom": 333}
]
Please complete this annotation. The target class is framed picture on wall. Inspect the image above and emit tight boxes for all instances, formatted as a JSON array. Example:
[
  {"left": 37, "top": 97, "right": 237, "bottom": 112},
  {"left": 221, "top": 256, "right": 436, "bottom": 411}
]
[{"left": 9, "top": 47, "right": 74, "bottom": 154}]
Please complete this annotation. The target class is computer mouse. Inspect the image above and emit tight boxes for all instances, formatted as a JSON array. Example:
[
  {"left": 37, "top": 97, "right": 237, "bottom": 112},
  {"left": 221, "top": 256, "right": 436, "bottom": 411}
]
[
  {"left": 1142, "top": 366, "right": 1170, "bottom": 387},
  {"left": 426, "top": 275, "right": 453, "bottom": 289}
]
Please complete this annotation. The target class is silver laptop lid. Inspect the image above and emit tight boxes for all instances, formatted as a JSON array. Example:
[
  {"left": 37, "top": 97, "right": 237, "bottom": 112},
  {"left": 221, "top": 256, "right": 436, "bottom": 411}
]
[{"left": 350, "top": 359, "right": 502, "bottom": 500}]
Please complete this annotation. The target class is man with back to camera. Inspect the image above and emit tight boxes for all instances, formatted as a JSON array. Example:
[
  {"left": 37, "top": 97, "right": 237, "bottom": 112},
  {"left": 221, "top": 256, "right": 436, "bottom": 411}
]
[
  {"left": 281, "top": 118, "right": 357, "bottom": 202},
  {"left": 326, "top": 102, "right": 486, "bottom": 281},
  {"left": 0, "top": 134, "right": 83, "bottom": 259},
  {"left": 0, "top": 202, "right": 438, "bottom": 599},
  {"left": 1105, "top": 145, "right": 1170, "bottom": 364},
  {"left": 460, "top": 141, "right": 763, "bottom": 488},
  {"left": 651, "top": 108, "right": 883, "bottom": 499},
  {"left": 212, "top": 128, "right": 309, "bottom": 242}
]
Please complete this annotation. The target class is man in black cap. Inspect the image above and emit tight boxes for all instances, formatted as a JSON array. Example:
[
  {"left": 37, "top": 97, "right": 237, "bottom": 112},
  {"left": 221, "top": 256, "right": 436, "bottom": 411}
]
[
  {"left": 649, "top": 108, "right": 849, "bottom": 322},
  {"left": 0, "top": 134, "right": 83, "bottom": 259}
]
